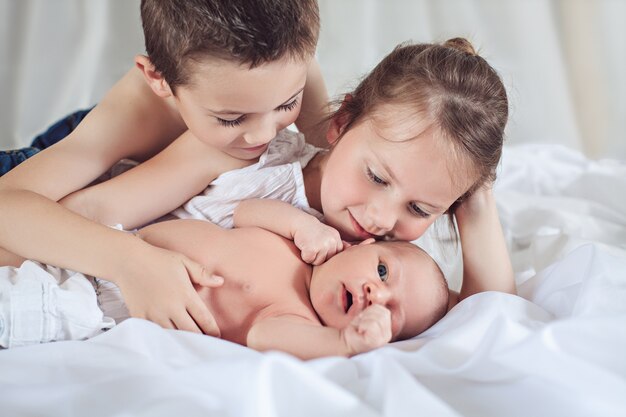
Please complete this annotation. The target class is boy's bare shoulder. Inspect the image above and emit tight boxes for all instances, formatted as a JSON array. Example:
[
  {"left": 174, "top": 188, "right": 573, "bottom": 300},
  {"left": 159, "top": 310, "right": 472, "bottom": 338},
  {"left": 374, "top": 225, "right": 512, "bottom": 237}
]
[{"left": 90, "top": 66, "right": 187, "bottom": 161}]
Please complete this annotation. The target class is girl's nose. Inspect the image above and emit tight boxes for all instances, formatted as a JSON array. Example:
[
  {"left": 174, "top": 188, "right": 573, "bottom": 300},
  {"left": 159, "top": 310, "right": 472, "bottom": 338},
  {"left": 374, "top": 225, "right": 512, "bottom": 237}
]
[
  {"left": 367, "top": 203, "right": 398, "bottom": 234},
  {"left": 364, "top": 282, "right": 391, "bottom": 305}
]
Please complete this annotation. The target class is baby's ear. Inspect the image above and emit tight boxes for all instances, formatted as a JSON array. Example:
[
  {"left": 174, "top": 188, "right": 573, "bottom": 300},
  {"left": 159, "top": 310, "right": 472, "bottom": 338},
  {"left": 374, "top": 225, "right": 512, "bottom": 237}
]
[
  {"left": 326, "top": 95, "right": 353, "bottom": 146},
  {"left": 135, "top": 55, "right": 173, "bottom": 98}
]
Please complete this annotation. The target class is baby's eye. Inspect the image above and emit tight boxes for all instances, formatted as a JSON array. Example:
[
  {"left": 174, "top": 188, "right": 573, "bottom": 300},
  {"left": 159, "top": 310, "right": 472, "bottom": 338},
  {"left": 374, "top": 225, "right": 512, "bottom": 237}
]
[
  {"left": 367, "top": 168, "right": 388, "bottom": 186},
  {"left": 377, "top": 262, "right": 388, "bottom": 282}
]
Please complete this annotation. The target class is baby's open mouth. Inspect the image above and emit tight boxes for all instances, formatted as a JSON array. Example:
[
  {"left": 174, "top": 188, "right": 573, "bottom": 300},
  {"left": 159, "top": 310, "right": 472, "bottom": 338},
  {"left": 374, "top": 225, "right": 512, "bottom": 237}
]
[{"left": 345, "top": 289, "right": 353, "bottom": 314}]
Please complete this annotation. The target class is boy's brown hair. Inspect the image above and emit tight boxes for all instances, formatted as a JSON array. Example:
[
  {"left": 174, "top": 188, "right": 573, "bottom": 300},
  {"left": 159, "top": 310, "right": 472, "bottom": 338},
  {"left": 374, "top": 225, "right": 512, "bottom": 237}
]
[{"left": 141, "top": 0, "right": 320, "bottom": 90}]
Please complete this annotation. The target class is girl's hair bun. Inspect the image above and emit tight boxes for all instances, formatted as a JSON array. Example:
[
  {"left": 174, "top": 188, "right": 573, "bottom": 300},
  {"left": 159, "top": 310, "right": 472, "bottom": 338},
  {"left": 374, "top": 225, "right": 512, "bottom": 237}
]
[{"left": 444, "top": 37, "right": 477, "bottom": 56}]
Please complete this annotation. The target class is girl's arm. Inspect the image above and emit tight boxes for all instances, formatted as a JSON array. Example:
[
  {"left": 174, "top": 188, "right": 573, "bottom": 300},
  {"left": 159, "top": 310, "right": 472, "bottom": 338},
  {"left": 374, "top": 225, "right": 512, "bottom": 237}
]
[
  {"left": 454, "top": 185, "right": 516, "bottom": 306},
  {"left": 234, "top": 199, "right": 344, "bottom": 265},
  {"left": 247, "top": 304, "right": 392, "bottom": 359},
  {"left": 295, "top": 58, "right": 330, "bottom": 149},
  {"left": 0, "top": 68, "right": 222, "bottom": 335},
  {"left": 61, "top": 130, "right": 251, "bottom": 230}
]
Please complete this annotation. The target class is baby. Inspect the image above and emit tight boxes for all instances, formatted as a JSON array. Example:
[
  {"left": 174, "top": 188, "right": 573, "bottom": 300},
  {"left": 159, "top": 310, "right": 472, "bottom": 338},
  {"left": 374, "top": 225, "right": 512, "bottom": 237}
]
[
  {"left": 0, "top": 219, "right": 448, "bottom": 359},
  {"left": 137, "top": 219, "right": 449, "bottom": 359}
]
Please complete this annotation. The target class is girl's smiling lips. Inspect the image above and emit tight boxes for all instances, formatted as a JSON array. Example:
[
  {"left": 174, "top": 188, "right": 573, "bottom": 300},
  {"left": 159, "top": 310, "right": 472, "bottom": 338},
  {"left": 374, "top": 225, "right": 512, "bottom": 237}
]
[{"left": 348, "top": 211, "right": 377, "bottom": 240}]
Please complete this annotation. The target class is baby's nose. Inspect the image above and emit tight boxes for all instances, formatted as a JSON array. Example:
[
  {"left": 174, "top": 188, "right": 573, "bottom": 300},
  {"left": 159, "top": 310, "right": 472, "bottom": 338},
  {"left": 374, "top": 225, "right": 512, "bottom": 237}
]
[{"left": 364, "top": 282, "right": 391, "bottom": 305}]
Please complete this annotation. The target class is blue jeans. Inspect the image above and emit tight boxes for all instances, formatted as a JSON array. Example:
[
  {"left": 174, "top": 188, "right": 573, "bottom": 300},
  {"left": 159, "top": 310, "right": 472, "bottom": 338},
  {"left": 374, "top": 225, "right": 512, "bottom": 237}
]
[
  {"left": 0, "top": 108, "right": 92, "bottom": 176},
  {"left": 0, "top": 147, "right": 41, "bottom": 176}
]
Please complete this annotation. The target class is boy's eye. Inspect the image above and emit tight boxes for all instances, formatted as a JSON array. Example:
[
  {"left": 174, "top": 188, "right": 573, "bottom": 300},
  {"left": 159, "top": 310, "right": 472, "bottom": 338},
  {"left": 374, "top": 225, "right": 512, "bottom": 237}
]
[
  {"left": 276, "top": 97, "right": 299, "bottom": 112},
  {"left": 367, "top": 168, "right": 388, "bottom": 186},
  {"left": 377, "top": 262, "right": 389, "bottom": 282},
  {"left": 409, "top": 202, "right": 430, "bottom": 218},
  {"left": 217, "top": 115, "right": 245, "bottom": 127}
]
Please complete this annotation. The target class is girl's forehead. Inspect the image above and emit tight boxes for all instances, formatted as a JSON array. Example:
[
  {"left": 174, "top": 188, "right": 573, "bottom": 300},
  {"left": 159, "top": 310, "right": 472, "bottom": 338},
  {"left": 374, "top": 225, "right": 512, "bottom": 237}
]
[
  {"left": 360, "top": 124, "right": 474, "bottom": 207},
  {"left": 368, "top": 103, "right": 436, "bottom": 143}
]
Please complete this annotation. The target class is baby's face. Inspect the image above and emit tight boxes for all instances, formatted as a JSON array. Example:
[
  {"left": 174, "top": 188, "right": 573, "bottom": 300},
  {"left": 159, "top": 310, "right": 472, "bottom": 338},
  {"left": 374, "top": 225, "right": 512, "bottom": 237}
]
[{"left": 309, "top": 241, "right": 445, "bottom": 341}]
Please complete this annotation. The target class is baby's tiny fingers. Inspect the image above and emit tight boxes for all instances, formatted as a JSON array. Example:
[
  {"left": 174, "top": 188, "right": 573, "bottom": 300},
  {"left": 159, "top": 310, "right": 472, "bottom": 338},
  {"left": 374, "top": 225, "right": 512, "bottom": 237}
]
[
  {"left": 300, "top": 248, "right": 316, "bottom": 264},
  {"left": 312, "top": 252, "right": 326, "bottom": 266}
]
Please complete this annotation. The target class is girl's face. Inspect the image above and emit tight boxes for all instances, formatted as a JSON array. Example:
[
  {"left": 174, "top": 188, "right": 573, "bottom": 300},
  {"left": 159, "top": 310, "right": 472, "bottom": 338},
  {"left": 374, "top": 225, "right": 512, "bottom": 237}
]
[{"left": 319, "top": 107, "right": 475, "bottom": 242}]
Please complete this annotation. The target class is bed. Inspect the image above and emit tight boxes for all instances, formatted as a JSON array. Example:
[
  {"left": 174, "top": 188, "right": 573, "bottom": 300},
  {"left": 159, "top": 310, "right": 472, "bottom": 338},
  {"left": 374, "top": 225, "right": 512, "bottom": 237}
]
[{"left": 1, "top": 143, "right": 625, "bottom": 417}]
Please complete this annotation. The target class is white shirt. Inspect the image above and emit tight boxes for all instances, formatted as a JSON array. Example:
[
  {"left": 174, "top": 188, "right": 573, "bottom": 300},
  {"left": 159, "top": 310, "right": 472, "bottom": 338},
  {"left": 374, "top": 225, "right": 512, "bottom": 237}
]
[{"left": 171, "top": 129, "right": 324, "bottom": 228}]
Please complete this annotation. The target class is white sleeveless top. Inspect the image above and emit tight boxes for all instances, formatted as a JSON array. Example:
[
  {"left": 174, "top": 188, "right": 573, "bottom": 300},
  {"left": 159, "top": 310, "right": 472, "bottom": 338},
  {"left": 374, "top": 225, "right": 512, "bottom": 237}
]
[{"left": 171, "top": 129, "right": 324, "bottom": 228}]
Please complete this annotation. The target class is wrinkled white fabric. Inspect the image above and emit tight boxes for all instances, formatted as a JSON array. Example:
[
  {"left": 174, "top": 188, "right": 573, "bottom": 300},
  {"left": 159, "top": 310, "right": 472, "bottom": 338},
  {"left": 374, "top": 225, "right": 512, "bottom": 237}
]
[
  {"left": 0, "top": 242, "right": 624, "bottom": 417},
  {"left": 0, "top": 261, "right": 114, "bottom": 348}
]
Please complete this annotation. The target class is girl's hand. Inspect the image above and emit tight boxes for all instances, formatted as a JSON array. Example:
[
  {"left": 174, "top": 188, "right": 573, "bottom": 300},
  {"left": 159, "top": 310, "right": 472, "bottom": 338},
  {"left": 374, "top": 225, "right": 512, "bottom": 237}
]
[
  {"left": 341, "top": 304, "right": 392, "bottom": 355},
  {"left": 292, "top": 216, "right": 344, "bottom": 265},
  {"left": 455, "top": 181, "right": 494, "bottom": 220},
  {"left": 454, "top": 181, "right": 516, "bottom": 303},
  {"left": 116, "top": 243, "right": 223, "bottom": 336}
]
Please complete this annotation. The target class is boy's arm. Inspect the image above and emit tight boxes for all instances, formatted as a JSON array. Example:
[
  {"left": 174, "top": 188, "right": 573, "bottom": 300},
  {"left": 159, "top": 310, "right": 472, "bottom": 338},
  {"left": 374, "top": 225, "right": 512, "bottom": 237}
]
[
  {"left": 234, "top": 199, "right": 344, "bottom": 265},
  {"left": 0, "top": 247, "right": 25, "bottom": 267},
  {"left": 61, "top": 130, "right": 251, "bottom": 229},
  {"left": 453, "top": 185, "right": 515, "bottom": 308},
  {"left": 0, "top": 188, "right": 222, "bottom": 335},
  {"left": 0, "top": 68, "right": 222, "bottom": 335},
  {"left": 247, "top": 305, "right": 392, "bottom": 360},
  {"left": 295, "top": 58, "right": 330, "bottom": 149}
]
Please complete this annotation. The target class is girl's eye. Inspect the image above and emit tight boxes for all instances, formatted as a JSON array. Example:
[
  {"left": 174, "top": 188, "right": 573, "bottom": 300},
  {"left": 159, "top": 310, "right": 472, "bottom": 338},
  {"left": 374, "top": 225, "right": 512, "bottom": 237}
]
[
  {"left": 377, "top": 262, "right": 389, "bottom": 282},
  {"left": 367, "top": 168, "right": 388, "bottom": 186},
  {"left": 217, "top": 115, "right": 245, "bottom": 127},
  {"left": 409, "top": 202, "right": 430, "bottom": 218},
  {"left": 276, "top": 97, "right": 299, "bottom": 112}
]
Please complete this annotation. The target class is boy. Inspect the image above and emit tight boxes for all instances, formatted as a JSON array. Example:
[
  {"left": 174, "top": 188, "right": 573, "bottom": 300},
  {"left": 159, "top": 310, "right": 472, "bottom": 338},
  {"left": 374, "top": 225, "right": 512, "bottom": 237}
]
[
  {"left": 0, "top": 219, "right": 449, "bottom": 359},
  {"left": 0, "top": 0, "right": 326, "bottom": 336}
]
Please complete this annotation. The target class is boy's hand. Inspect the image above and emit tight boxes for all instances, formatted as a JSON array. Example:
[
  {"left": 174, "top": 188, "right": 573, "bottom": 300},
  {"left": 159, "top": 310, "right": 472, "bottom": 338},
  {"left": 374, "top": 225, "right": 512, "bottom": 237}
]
[
  {"left": 292, "top": 216, "right": 344, "bottom": 265},
  {"left": 341, "top": 304, "right": 392, "bottom": 355},
  {"left": 116, "top": 244, "right": 223, "bottom": 336}
]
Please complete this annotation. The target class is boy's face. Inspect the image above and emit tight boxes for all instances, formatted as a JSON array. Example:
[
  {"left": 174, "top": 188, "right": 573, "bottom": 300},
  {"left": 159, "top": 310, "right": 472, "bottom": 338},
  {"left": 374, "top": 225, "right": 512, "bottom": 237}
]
[
  {"left": 309, "top": 241, "right": 444, "bottom": 341},
  {"left": 173, "top": 56, "right": 309, "bottom": 160},
  {"left": 319, "top": 105, "right": 475, "bottom": 242}
]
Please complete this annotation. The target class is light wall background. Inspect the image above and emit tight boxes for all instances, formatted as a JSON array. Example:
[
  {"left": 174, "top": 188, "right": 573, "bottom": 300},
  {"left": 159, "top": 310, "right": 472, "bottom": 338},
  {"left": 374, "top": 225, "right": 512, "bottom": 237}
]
[{"left": 1, "top": 0, "right": 624, "bottom": 160}]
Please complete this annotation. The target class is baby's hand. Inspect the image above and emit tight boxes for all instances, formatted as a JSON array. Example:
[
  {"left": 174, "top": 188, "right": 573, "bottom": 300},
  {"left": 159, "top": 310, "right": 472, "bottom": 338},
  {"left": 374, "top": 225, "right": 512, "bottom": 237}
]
[
  {"left": 341, "top": 304, "right": 392, "bottom": 355},
  {"left": 292, "top": 216, "right": 344, "bottom": 265}
]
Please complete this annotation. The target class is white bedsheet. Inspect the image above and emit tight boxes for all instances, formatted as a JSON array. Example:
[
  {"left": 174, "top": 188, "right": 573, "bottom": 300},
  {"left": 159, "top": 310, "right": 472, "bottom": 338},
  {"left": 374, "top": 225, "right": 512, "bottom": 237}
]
[{"left": 1, "top": 144, "right": 625, "bottom": 417}]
